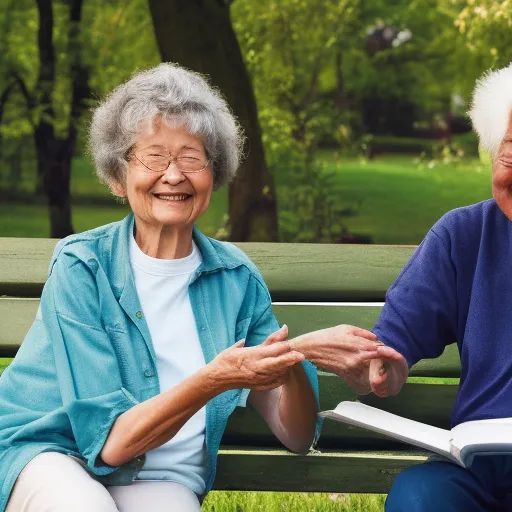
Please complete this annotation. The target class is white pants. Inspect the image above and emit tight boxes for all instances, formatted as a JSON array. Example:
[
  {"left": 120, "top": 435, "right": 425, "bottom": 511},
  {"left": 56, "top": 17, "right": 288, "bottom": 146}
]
[{"left": 5, "top": 452, "right": 201, "bottom": 512}]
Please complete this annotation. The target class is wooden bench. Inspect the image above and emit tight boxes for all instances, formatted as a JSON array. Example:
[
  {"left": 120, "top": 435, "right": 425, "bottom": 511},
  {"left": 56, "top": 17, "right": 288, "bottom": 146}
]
[{"left": 0, "top": 239, "right": 460, "bottom": 493}]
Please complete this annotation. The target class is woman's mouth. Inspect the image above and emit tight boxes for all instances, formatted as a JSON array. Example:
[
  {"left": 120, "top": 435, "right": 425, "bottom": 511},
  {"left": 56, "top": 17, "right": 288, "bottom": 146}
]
[{"left": 154, "top": 193, "right": 191, "bottom": 201}]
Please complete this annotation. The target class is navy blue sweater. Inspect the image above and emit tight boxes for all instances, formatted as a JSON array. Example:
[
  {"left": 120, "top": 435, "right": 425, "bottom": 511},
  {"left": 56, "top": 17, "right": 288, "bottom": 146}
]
[{"left": 374, "top": 199, "right": 512, "bottom": 427}]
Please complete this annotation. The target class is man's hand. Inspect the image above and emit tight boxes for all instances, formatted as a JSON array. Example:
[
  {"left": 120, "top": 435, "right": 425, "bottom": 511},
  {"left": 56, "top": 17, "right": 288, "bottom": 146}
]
[
  {"left": 289, "top": 324, "right": 382, "bottom": 394},
  {"left": 368, "top": 345, "right": 409, "bottom": 397}
]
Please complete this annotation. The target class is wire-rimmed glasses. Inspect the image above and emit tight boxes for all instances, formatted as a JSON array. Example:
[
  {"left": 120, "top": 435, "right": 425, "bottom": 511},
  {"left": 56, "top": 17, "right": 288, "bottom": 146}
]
[{"left": 131, "top": 149, "right": 210, "bottom": 174}]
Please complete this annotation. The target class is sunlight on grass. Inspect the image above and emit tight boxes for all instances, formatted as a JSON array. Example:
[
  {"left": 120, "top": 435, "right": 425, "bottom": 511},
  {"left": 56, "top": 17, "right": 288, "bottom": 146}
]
[{"left": 203, "top": 491, "right": 386, "bottom": 511}]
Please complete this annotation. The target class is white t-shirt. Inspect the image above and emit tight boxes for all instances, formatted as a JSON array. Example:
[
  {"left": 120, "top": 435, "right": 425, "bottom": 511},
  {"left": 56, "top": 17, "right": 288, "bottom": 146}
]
[{"left": 129, "top": 234, "right": 207, "bottom": 495}]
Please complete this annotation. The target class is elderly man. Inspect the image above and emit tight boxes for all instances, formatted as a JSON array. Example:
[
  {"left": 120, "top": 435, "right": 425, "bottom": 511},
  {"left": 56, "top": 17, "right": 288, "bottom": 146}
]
[{"left": 356, "top": 63, "right": 512, "bottom": 511}]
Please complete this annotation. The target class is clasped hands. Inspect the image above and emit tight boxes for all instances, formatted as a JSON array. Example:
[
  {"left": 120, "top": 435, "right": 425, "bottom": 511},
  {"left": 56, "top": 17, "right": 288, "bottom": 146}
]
[{"left": 212, "top": 324, "right": 408, "bottom": 397}]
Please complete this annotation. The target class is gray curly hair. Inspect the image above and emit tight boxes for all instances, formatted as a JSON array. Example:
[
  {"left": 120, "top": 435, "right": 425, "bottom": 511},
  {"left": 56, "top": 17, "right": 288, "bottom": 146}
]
[{"left": 88, "top": 63, "right": 244, "bottom": 190}]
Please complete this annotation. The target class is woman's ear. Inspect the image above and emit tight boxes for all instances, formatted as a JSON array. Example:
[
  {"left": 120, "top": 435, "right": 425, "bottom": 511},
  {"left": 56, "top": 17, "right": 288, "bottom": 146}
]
[{"left": 110, "top": 180, "right": 127, "bottom": 198}]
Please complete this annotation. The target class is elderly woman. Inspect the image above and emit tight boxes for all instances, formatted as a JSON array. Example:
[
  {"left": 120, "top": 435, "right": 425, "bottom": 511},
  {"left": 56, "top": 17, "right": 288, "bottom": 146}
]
[
  {"left": 327, "top": 63, "right": 512, "bottom": 511},
  {"left": 0, "top": 63, "right": 382, "bottom": 512}
]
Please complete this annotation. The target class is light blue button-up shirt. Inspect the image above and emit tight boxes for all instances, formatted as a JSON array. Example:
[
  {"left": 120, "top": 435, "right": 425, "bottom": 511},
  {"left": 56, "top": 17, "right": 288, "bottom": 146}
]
[{"left": 0, "top": 214, "right": 320, "bottom": 510}]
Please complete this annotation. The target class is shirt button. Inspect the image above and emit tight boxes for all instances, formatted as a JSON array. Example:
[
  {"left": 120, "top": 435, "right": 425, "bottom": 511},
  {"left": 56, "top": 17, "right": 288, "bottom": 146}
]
[
  {"left": 144, "top": 369, "right": 154, "bottom": 377},
  {"left": 135, "top": 311, "right": 144, "bottom": 319}
]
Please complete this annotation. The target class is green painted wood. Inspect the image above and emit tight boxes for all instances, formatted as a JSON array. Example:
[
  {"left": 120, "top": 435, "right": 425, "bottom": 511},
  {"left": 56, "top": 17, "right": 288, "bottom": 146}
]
[
  {"left": 223, "top": 374, "right": 457, "bottom": 449},
  {"left": 0, "top": 238, "right": 414, "bottom": 300},
  {"left": 0, "top": 238, "right": 58, "bottom": 297},
  {"left": 214, "top": 448, "right": 427, "bottom": 493},
  {"left": 0, "top": 298, "right": 462, "bottom": 376},
  {"left": 0, "top": 298, "right": 39, "bottom": 356},
  {"left": 0, "top": 358, "right": 11, "bottom": 376},
  {"left": 274, "top": 304, "right": 461, "bottom": 378}
]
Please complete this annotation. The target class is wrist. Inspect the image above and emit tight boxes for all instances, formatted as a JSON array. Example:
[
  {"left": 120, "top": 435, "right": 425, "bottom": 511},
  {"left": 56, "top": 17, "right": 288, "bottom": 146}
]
[
  {"left": 204, "top": 359, "right": 240, "bottom": 394},
  {"left": 289, "top": 333, "right": 314, "bottom": 360}
]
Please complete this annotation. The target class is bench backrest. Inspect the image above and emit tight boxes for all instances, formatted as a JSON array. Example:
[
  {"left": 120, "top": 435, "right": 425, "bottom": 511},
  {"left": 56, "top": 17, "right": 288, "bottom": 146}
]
[{"left": 0, "top": 239, "right": 459, "bottom": 452}]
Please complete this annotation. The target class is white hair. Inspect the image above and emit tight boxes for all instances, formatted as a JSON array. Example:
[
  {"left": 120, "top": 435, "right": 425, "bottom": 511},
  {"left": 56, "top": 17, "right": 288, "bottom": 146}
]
[
  {"left": 88, "top": 63, "right": 244, "bottom": 190},
  {"left": 469, "top": 63, "right": 512, "bottom": 160}
]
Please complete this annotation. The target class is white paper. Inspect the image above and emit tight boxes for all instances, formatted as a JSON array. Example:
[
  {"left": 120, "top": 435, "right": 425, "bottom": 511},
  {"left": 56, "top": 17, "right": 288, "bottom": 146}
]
[{"left": 320, "top": 401, "right": 457, "bottom": 463}]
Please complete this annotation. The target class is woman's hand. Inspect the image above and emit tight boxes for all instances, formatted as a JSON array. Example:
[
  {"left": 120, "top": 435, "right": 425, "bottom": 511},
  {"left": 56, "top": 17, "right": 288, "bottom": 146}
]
[
  {"left": 368, "top": 345, "right": 409, "bottom": 397},
  {"left": 210, "top": 331, "right": 305, "bottom": 392},
  {"left": 289, "top": 324, "right": 382, "bottom": 394}
]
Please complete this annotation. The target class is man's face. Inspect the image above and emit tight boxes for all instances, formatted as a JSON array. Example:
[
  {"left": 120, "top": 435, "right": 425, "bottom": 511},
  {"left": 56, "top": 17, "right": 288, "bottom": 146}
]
[{"left": 492, "top": 113, "right": 512, "bottom": 220}]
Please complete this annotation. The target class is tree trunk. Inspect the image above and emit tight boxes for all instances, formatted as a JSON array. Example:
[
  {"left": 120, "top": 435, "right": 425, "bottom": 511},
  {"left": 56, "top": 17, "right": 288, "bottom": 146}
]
[
  {"left": 34, "top": 0, "right": 90, "bottom": 238},
  {"left": 147, "top": 0, "right": 278, "bottom": 241}
]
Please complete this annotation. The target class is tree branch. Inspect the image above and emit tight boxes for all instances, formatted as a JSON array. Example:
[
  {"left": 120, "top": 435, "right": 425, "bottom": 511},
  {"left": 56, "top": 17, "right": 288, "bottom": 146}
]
[
  {"left": 11, "top": 72, "right": 36, "bottom": 130},
  {"left": 67, "top": 0, "right": 90, "bottom": 148}
]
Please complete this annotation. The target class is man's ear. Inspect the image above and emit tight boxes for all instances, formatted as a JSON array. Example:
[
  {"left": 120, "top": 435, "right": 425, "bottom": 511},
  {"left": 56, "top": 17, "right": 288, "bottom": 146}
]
[{"left": 110, "top": 180, "right": 127, "bottom": 198}]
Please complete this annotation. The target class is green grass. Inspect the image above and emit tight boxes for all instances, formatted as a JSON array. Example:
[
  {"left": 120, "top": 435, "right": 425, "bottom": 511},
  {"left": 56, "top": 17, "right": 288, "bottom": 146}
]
[
  {"left": 202, "top": 491, "right": 386, "bottom": 511},
  {"left": 301, "top": 153, "right": 491, "bottom": 245},
  {"left": 0, "top": 153, "right": 491, "bottom": 242},
  {"left": 0, "top": 190, "right": 227, "bottom": 238}
]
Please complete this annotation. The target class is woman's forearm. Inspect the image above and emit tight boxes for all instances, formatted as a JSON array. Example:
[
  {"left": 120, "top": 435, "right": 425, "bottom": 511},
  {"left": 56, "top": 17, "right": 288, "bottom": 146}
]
[
  {"left": 277, "top": 364, "right": 317, "bottom": 452},
  {"left": 100, "top": 364, "right": 227, "bottom": 467},
  {"left": 250, "top": 364, "right": 317, "bottom": 454}
]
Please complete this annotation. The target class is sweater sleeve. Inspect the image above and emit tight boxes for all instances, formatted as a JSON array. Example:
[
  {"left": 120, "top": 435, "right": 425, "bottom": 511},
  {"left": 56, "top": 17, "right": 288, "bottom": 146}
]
[
  {"left": 373, "top": 227, "right": 457, "bottom": 368},
  {"left": 40, "top": 252, "right": 141, "bottom": 477}
]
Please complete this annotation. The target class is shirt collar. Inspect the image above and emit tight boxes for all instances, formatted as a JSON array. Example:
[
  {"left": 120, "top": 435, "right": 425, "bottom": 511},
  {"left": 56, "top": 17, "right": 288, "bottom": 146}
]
[{"left": 119, "top": 213, "right": 245, "bottom": 279}]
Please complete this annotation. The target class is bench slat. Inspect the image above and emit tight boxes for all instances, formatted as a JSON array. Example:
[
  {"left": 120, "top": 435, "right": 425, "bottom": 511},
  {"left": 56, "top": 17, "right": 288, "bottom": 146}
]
[
  {"left": 214, "top": 448, "right": 427, "bottom": 493},
  {"left": 0, "top": 298, "right": 461, "bottom": 377},
  {"left": 224, "top": 376, "right": 457, "bottom": 449},
  {"left": 0, "top": 238, "right": 415, "bottom": 300}
]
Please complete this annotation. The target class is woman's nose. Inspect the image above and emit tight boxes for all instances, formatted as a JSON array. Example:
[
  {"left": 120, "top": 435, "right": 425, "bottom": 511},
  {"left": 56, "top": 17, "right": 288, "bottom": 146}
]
[{"left": 160, "top": 161, "right": 186, "bottom": 184}]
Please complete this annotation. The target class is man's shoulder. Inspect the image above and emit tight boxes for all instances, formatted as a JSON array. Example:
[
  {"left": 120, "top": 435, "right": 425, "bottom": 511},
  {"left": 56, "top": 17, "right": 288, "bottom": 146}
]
[{"left": 433, "top": 199, "right": 505, "bottom": 240}]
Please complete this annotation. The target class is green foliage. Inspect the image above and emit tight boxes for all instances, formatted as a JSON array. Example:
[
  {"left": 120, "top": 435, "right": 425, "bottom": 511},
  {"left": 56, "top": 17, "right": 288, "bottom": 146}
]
[
  {"left": 231, "top": 0, "right": 363, "bottom": 241},
  {"left": 0, "top": 0, "right": 160, "bottom": 191},
  {"left": 454, "top": 0, "right": 512, "bottom": 71},
  {"left": 231, "top": 0, "right": 469, "bottom": 242}
]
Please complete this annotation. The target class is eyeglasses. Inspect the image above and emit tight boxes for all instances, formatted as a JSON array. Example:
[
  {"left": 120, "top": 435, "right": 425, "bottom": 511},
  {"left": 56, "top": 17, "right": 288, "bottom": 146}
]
[{"left": 131, "top": 150, "right": 210, "bottom": 174}]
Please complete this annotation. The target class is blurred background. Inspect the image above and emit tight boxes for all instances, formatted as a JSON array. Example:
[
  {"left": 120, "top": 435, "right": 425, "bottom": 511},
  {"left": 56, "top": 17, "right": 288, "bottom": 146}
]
[
  {"left": 1, "top": 0, "right": 508, "bottom": 246},
  {"left": 1, "top": 1, "right": 510, "bottom": 510}
]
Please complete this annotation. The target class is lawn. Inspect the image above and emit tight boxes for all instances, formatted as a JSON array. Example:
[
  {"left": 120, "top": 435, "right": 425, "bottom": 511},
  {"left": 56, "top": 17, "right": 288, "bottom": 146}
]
[
  {"left": 315, "top": 153, "right": 491, "bottom": 245},
  {"left": 202, "top": 491, "right": 386, "bottom": 511},
  {"left": 0, "top": 153, "right": 492, "bottom": 241}
]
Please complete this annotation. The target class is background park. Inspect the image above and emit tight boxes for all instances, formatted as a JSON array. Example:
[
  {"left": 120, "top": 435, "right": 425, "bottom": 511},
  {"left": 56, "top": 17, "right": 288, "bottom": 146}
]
[{"left": 0, "top": 0, "right": 511, "bottom": 510}]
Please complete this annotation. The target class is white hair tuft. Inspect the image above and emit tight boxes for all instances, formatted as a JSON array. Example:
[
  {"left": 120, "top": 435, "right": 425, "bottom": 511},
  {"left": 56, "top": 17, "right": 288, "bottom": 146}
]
[{"left": 469, "top": 63, "right": 512, "bottom": 160}]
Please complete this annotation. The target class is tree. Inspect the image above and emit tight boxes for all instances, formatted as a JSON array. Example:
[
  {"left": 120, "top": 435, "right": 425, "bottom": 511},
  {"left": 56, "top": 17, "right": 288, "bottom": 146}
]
[
  {"left": 147, "top": 0, "right": 278, "bottom": 242},
  {"left": 453, "top": 0, "right": 512, "bottom": 87},
  {"left": 0, "top": 0, "right": 91, "bottom": 237},
  {"left": 33, "top": 0, "right": 92, "bottom": 237}
]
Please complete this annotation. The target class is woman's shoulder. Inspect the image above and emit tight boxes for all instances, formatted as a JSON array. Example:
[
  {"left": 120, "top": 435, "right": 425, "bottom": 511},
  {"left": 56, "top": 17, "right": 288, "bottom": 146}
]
[
  {"left": 48, "top": 219, "right": 126, "bottom": 275},
  {"left": 195, "top": 231, "right": 268, "bottom": 289}
]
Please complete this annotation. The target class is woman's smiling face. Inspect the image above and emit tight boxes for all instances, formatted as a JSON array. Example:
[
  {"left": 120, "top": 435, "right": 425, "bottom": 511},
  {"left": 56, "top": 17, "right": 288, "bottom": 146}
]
[
  {"left": 113, "top": 117, "right": 214, "bottom": 232},
  {"left": 492, "top": 113, "right": 512, "bottom": 221}
]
